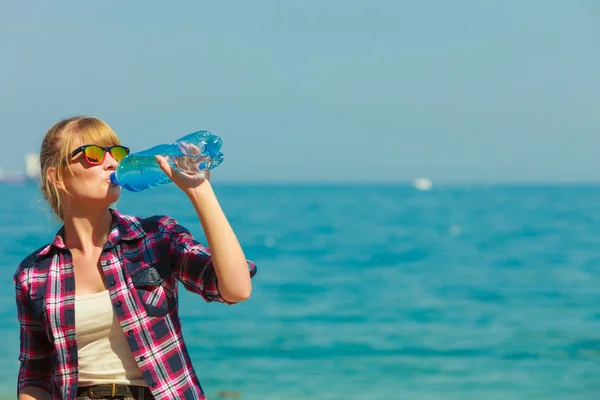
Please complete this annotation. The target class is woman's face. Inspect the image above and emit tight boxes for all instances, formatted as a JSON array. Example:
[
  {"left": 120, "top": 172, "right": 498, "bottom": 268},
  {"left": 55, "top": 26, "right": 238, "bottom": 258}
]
[{"left": 61, "top": 140, "right": 123, "bottom": 209}]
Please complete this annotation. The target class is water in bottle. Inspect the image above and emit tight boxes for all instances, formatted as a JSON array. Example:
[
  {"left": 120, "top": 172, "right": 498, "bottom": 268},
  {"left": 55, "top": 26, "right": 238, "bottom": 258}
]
[{"left": 110, "top": 130, "right": 224, "bottom": 192}]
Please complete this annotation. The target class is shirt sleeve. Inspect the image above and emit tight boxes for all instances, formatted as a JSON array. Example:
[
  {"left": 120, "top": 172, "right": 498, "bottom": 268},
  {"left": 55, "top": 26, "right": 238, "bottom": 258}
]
[
  {"left": 14, "top": 273, "right": 55, "bottom": 395},
  {"left": 160, "top": 216, "right": 257, "bottom": 304}
]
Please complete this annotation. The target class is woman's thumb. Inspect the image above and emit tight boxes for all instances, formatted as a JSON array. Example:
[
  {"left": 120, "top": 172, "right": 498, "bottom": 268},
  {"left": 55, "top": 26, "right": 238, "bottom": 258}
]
[{"left": 155, "top": 155, "right": 173, "bottom": 177}]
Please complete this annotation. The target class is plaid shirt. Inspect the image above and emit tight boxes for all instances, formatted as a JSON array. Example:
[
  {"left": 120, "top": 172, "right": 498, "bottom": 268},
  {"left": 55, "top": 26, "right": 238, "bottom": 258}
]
[{"left": 14, "top": 209, "right": 257, "bottom": 400}]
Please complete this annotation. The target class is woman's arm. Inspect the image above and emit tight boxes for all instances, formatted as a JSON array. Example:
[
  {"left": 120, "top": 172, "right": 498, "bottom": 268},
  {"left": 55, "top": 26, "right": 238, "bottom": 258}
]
[
  {"left": 19, "top": 386, "right": 51, "bottom": 400},
  {"left": 186, "top": 182, "right": 253, "bottom": 302},
  {"left": 156, "top": 156, "right": 256, "bottom": 303},
  {"left": 14, "top": 276, "right": 54, "bottom": 399}
]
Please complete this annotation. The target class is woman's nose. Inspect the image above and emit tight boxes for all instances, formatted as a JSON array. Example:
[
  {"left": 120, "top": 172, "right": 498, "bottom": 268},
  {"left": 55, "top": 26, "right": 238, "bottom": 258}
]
[{"left": 104, "top": 152, "right": 119, "bottom": 169}]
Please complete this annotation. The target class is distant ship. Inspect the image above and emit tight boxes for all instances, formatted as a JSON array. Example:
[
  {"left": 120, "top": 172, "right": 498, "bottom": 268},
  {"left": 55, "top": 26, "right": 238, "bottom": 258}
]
[
  {"left": 413, "top": 177, "right": 433, "bottom": 191},
  {"left": 0, "top": 154, "right": 40, "bottom": 184}
]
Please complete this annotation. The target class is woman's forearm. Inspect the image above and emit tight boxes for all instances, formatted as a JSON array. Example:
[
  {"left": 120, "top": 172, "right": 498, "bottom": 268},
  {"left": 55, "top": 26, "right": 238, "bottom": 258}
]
[{"left": 187, "top": 181, "right": 252, "bottom": 303}]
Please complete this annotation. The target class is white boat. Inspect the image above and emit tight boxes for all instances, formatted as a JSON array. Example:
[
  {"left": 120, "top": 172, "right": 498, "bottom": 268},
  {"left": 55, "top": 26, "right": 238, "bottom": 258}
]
[{"left": 413, "top": 178, "right": 432, "bottom": 191}]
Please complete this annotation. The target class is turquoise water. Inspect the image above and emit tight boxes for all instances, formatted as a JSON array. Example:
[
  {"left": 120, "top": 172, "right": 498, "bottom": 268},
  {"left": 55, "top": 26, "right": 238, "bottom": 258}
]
[{"left": 0, "top": 183, "right": 599, "bottom": 399}]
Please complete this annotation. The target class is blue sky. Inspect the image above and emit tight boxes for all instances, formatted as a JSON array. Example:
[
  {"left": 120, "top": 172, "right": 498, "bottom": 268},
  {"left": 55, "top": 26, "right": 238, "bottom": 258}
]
[{"left": 0, "top": 1, "right": 598, "bottom": 182}]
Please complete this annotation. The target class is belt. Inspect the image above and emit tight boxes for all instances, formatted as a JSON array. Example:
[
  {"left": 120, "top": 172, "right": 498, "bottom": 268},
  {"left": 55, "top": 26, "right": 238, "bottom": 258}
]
[{"left": 76, "top": 384, "right": 150, "bottom": 399}]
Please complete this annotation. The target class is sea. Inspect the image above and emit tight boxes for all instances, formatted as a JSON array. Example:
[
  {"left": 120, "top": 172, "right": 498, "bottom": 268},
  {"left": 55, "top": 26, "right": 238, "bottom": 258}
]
[{"left": 0, "top": 182, "right": 598, "bottom": 400}]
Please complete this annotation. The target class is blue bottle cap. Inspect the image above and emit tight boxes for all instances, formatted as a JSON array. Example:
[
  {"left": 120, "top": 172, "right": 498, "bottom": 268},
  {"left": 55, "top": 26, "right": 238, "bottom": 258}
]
[{"left": 109, "top": 172, "right": 119, "bottom": 185}]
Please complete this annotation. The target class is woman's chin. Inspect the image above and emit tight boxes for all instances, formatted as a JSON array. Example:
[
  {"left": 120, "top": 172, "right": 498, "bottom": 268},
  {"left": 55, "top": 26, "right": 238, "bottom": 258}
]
[{"left": 105, "top": 188, "right": 121, "bottom": 203}]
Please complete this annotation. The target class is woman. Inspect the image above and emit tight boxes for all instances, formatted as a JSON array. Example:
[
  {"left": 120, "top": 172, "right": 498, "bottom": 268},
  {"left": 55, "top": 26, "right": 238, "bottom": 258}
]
[{"left": 14, "top": 116, "right": 257, "bottom": 400}]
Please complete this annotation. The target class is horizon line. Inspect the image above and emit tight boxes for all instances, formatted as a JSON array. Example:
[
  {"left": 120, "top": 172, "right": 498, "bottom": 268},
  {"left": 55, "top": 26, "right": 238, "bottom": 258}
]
[{"left": 3, "top": 176, "right": 600, "bottom": 187}]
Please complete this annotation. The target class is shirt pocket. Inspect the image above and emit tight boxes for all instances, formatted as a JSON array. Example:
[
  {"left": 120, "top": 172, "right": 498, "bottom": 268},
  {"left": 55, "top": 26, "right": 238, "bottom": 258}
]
[
  {"left": 130, "top": 262, "right": 176, "bottom": 317},
  {"left": 31, "top": 296, "right": 54, "bottom": 343}
]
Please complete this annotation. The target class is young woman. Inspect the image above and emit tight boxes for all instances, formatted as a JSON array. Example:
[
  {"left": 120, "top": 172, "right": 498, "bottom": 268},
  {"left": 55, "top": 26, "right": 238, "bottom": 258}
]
[{"left": 14, "top": 116, "right": 257, "bottom": 400}]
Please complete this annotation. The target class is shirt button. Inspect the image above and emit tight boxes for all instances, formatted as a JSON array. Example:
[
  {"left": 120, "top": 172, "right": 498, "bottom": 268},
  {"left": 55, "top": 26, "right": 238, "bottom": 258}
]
[
  {"left": 152, "top": 383, "right": 157, "bottom": 388},
  {"left": 139, "top": 356, "right": 145, "bottom": 362},
  {"left": 128, "top": 330, "right": 133, "bottom": 336},
  {"left": 110, "top": 280, "right": 116, "bottom": 287},
  {"left": 115, "top": 301, "right": 122, "bottom": 307}
]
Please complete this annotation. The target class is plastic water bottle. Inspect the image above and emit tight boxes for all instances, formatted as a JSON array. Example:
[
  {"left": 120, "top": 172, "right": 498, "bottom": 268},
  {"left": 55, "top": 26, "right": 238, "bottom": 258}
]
[{"left": 110, "top": 130, "right": 224, "bottom": 192}]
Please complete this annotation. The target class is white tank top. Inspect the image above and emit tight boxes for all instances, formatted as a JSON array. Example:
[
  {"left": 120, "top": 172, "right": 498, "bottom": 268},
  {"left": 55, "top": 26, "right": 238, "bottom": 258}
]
[{"left": 75, "top": 290, "right": 147, "bottom": 386}]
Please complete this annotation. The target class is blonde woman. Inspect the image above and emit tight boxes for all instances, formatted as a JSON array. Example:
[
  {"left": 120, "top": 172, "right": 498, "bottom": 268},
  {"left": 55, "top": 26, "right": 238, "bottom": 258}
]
[{"left": 14, "top": 116, "right": 257, "bottom": 400}]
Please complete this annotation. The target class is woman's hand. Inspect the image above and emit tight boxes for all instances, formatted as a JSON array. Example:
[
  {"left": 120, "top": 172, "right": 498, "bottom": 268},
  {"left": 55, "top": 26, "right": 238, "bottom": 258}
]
[{"left": 155, "top": 154, "right": 210, "bottom": 196}]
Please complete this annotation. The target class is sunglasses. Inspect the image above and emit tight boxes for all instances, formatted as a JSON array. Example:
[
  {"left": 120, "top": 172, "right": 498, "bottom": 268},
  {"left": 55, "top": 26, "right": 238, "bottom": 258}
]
[{"left": 70, "top": 145, "right": 130, "bottom": 165}]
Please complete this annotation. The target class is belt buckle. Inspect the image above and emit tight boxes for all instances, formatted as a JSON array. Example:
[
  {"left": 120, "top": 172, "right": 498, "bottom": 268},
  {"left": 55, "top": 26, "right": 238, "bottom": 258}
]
[{"left": 88, "top": 383, "right": 120, "bottom": 398}]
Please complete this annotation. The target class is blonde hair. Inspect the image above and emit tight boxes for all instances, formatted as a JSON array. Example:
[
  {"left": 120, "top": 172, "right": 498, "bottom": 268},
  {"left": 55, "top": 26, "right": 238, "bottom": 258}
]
[{"left": 40, "top": 116, "right": 121, "bottom": 221}]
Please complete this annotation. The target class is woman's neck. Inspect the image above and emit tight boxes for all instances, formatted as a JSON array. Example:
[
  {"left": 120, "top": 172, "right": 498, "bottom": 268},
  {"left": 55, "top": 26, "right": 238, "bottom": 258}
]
[{"left": 62, "top": 207, "right": 113, "bottom": 253}]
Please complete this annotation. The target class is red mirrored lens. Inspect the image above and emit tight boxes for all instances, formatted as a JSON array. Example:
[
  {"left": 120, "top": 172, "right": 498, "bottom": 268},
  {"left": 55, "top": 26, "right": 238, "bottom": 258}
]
[
  {"left": 110, "top": 146, "right": 128, "bottom": 162},
  {"left": 83, "top": 146, "right": 105, "bottom": 164}
]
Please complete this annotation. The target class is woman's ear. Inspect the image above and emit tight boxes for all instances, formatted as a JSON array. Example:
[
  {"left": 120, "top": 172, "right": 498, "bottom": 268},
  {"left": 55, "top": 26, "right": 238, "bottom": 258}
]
[{"left": 47, "top": 167, "right": 66, "bottom": 191}]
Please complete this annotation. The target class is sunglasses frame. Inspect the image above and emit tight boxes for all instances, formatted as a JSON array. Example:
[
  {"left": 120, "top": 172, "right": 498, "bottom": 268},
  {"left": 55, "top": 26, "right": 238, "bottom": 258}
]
[{"left": 70, "top": 145, "right": 130, "bottom": 165}]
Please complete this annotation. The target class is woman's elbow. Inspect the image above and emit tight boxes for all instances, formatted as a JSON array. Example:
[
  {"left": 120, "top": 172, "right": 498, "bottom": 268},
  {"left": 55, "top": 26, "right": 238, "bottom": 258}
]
[
  {"left": 226, "top": 286, "right": 252, "bottom": 303},
  {"left": 215, "top": 260, "right": 255, "bottom": 303},
  {"left": 219, "top": 282, "right": 252, "bottom": 303}
]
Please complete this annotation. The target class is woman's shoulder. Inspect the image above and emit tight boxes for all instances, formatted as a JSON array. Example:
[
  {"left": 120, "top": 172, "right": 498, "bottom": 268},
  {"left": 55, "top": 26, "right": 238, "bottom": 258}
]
[{"left": 14, "top": 243, "right": 53, "bottom": 287}]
